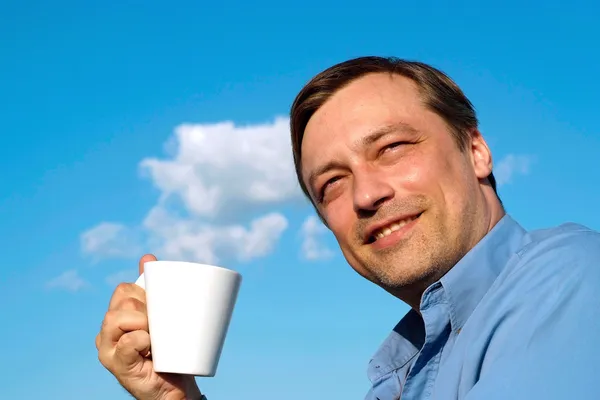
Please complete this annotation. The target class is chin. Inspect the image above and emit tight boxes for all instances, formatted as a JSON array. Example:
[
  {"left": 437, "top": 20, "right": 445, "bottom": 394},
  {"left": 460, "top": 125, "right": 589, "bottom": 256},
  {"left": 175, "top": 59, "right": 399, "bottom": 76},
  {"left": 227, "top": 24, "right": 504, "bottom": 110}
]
[{"left": 374, "top": 259, "right": 441, "bottom": 290}]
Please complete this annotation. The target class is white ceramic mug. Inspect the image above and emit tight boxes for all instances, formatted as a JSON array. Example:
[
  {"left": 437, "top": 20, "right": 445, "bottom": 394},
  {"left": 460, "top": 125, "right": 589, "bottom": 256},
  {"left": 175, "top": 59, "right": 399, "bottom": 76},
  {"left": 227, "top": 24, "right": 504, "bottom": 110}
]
[{"left": 135, "top": 261, "right": 242, "bottom": 376}]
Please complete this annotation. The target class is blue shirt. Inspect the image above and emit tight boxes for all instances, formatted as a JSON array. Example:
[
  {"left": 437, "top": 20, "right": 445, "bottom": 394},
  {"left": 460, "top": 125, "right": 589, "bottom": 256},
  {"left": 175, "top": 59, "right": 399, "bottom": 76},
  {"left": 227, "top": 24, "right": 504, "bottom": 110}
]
[{"left": 365, "top": 214, "right": 600, "bottom": 400}]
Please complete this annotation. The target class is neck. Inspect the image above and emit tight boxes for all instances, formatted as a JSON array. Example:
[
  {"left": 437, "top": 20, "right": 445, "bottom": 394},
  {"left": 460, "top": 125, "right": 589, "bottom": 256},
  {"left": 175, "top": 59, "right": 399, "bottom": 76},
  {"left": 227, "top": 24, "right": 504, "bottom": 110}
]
[{"left": 400, "top": 194, "right": 506, "bottom": 311}]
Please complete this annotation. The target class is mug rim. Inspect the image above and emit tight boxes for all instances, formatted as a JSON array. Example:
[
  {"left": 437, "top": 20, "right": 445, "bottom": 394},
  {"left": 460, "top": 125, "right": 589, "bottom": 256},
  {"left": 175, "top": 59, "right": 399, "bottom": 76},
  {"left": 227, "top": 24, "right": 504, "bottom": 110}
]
[{"left": 143, "top": 260, "right": 241, "bottom": 277}]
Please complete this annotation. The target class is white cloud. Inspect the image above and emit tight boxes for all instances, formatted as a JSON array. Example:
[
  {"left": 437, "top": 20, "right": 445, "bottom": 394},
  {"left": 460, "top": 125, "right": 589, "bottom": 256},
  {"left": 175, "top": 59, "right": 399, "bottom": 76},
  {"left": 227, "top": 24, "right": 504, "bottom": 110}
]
[
  {"left": 81, "top": 222, "right": 141, "bottom": 259},
  {"left": 139, "top": 117, "right": 301, "bottom": 218},
  {"left": 494, "top": 154, "right": 534, "bottom": 187},
  {"left": 46, "top": 270, "right": 88, "bottom": 292},
  {"left": 232, "top": 213, "right": 289, "bottom": 260},
  {"left": 143, "top": 206, "right": 288, "bottom": 264},
  {"left": 300, "top": 215, "right": 334, "bottom": 260},
  {"left": 83, "top": 117, "right": 302, "bottom": 266}
]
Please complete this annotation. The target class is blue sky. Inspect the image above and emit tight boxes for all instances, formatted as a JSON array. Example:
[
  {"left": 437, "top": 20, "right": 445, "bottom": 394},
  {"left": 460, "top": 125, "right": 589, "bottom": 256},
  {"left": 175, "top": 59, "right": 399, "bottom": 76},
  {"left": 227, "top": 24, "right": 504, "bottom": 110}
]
[{"left": 1, "top": 1, "right": 599, "bottom": 399}]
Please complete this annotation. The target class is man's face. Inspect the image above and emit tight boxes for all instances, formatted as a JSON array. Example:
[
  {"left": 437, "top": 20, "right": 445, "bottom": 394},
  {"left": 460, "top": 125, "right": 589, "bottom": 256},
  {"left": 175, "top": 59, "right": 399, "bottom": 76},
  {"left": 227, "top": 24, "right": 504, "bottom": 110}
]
[{"left": 301, "top": 73, "right": 494, "bottom": 298}]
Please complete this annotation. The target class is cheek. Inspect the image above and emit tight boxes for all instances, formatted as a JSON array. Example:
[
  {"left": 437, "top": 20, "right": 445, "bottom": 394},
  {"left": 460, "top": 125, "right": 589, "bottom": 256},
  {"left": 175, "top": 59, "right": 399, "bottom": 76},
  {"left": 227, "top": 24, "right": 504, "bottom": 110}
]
[
  {"left": 387, "top": 155, "right": 434, "bottom": 191},
  {"left": 389, "top": 152, "right": 469, "bottom": 212},
  {"left": 327, "top": 215, "right": 355, "bottom": 249},
  {"left": 436, "top": 156, "right": 476, "bottom": 209},
  {"left": 410, "top": 148, "right": 465, "bottom": 186},
  {"left": 323, "top": 202, "right": 354, "bottom": 243}
]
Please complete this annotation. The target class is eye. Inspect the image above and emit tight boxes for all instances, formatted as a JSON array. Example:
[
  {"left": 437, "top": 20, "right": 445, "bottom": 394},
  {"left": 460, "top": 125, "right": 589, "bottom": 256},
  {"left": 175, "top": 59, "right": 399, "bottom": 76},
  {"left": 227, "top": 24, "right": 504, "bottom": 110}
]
[
  {"left": 377, "top": 141, "right": 411, "bottom": 159},
  {"left": 382, "top": 141, "right": 407, "bottom": 152},
  {"left": 318, "top": 176, "right": 341, "bottom": 202}
]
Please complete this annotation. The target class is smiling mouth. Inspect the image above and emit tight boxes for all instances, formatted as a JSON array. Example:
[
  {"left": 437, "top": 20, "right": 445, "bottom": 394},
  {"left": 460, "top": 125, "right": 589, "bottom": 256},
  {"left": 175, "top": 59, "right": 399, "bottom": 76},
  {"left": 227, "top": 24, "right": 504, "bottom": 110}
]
[{"left": 367, "top": 213, "right": 422, "bottom": 243}]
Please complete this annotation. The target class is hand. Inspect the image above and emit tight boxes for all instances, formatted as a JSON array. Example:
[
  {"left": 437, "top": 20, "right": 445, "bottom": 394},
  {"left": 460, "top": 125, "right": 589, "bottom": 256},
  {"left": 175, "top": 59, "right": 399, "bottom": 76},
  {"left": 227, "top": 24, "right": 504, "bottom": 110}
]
[{"left": 96, "top": 254, "right": 203, "bottom": 400}]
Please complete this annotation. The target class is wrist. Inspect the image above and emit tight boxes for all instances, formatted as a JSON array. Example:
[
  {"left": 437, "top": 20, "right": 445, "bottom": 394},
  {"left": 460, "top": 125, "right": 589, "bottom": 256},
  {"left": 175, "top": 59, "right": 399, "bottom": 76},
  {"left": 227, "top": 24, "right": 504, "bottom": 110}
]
[
  {"left": 184, "top": 377, "right": 203, "bottom": 400},
  {"left": 166, "top": 377, "right": 203, "bottom": 400},
  {"left": 169, "top": 390, "right": 204, "bottom": 400}
]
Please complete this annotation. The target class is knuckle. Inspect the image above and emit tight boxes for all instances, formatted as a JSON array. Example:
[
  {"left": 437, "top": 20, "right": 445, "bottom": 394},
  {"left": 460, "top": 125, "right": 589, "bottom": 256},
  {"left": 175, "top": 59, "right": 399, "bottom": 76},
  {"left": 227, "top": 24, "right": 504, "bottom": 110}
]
[
  {"left": 102, "top": 310, "right": 118, "bottom": 329},
  {"left": 120, "top": 297, "right": 145, "bottom": 312},
  {"left": 97, "top": 348, "right": 112, "bottom": 368},
  {"left": 114, "top": 282, "right": 132, "bottom": 296}
]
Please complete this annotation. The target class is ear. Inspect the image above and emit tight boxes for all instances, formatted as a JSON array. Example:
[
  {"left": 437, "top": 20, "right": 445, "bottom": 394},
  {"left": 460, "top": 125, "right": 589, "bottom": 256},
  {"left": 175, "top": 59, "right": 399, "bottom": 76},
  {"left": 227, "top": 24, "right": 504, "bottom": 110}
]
[{"left": 469, "top": 129, "right": 493, "bottom": 181}]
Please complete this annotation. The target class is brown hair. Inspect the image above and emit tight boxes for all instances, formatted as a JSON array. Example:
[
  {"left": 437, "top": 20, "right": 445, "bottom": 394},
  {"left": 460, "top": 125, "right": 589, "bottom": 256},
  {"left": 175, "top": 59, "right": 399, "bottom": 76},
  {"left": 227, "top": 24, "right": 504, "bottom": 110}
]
[{"left": 289, "top": 56, "right": 498, "bottom": 203}]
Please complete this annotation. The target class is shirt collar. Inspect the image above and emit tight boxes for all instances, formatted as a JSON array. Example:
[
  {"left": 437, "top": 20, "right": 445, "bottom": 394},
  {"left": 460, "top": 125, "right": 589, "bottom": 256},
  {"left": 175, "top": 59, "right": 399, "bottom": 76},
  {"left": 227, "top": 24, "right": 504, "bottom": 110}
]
[
  {"left": 440, "top": 214, "right": 527, "bottom": 332},
  {"left": 367, "top": 309, "right": 424, "bottom": 383},
  {"left": 367, "top": 214, "right": 527, "bottom": 383}
]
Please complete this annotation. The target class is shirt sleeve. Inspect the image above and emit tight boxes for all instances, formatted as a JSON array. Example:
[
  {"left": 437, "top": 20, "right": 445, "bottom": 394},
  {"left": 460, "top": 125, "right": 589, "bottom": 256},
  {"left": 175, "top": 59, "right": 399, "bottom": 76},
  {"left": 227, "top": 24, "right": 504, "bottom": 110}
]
[{"left": 464, "top": 229, "right": 600, "bottom": 400}]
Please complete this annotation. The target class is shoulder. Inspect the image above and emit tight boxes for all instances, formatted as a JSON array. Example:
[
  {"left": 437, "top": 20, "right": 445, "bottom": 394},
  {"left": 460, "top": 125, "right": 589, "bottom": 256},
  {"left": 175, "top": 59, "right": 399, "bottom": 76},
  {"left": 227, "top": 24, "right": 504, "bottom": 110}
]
[
  {"left": 522, "top": 221, "right": 600, "bottom": 255},
  {"left": 481, "top": 220, "right": 600, "bottom": 345},
  {"left": 467, "top": 224, "right": 600, "bottom": 399},
  {"left": 529, "top": 220, "right": 599, "bottom": 241},
  {"left": 494, "top": 221, "right": 600, "bottom": 313},
  {"left": 479, "top": 220, "right": 600, "bottom": 349},
  {"left": 510, "top": 222, "right": 600, "bottom": 285}
]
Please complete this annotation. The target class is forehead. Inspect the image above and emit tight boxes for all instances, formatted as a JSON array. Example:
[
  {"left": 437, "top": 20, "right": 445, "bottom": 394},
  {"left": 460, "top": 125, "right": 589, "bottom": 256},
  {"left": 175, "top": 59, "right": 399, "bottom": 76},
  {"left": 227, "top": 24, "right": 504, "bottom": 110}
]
[{"left": 301, "top": 73, "right": 426, "bottom": 174}]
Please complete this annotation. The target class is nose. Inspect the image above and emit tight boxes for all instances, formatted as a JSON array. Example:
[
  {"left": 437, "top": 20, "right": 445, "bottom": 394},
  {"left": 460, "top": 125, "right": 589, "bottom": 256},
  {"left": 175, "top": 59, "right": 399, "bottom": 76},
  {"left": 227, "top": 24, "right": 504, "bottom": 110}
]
[{"left": 352, "top": 168, "right": 394, "bottom": 213}]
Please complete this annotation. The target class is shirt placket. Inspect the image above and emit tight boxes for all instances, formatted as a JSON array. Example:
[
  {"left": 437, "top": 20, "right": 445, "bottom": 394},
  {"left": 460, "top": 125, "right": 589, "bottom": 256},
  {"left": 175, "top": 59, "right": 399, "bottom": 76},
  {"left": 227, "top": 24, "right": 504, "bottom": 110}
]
[{"left": 399, "top": 284, "right": 451, "bottom": 400}]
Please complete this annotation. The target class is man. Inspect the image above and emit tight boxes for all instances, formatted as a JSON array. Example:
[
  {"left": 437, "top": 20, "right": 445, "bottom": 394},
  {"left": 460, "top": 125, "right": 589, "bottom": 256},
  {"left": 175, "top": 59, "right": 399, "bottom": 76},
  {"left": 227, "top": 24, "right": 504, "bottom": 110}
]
[{"left": 96, "top": 56, "right": 600, "bottom": 400}]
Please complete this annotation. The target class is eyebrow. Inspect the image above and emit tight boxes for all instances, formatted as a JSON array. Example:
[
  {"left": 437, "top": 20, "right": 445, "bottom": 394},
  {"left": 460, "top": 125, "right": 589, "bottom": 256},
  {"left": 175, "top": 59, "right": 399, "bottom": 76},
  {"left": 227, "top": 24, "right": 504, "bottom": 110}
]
[{"left": 306, "top": 122, "right": 419, "bottom": 194}]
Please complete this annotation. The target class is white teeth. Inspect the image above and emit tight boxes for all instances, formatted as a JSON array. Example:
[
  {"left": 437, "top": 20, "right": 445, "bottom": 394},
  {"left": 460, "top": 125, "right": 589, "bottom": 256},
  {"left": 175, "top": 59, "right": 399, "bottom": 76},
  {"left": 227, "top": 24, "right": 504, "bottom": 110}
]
[{"left": 373, "top": 216, "right": 418, "bottom": 241}]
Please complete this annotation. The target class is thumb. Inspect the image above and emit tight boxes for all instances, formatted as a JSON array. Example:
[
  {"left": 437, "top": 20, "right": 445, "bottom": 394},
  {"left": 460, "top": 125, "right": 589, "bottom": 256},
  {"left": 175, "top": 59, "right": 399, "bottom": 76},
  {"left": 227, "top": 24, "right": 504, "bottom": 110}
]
[
  {"left": 115, "top": 330, "right": 152, "bottom": 369},
  {"left": 138, "top": 254, "right": 158, "bottom": 275}
]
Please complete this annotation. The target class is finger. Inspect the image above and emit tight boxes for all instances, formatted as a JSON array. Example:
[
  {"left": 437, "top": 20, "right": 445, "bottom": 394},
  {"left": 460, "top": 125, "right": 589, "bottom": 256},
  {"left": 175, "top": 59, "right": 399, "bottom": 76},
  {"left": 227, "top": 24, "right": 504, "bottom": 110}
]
[
  {"left": 114, "top": 330, "right": 151, "bottom": 368},
  {"left": 139, "top": 254, "right": 157, "bottom": 275},
  {"left": 108, "top": 283, "right": 146, "bottom": 310},
  {"left": 116, "top": 297, "right": 146, "bottom": 313},
  {"left": 98, "top": 298, "right": 145, "bottom": 351},
  {"left": 100, "top": 309, "right": 149, "bottom": 346}
]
